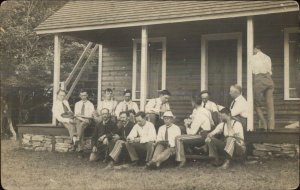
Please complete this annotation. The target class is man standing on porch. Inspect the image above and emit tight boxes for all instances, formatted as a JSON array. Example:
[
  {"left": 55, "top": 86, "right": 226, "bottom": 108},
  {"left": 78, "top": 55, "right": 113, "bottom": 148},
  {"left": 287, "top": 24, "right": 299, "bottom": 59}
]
[
  {"left": 115, "top": 89, "right": 139, "bottom": 119},
  {"left": 251, "top": 45, "right": 275, "bottom": 131},
  {"left": 145, "top": 89, "right": 171, "bottom": 131},
  {"left": 229, "top": 84, "right": 248, "bottom": 131},
  {"left": 97, "top": 88, "right": 118, "bottom": 121},
  {"left": 52, "top": 89, "right": 77, "bottom": 150},
  {"left": 74, "top": 90, "right": 95, "bottom": 152}
]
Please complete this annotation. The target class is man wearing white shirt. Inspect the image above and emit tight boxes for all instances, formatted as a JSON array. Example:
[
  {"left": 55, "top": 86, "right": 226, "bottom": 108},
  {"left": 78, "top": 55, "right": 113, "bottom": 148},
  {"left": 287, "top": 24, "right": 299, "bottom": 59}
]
[
  {"left": 115, "top": 89, "right": 139, "bottom": 119},
  {"left": 200, "top": 90, "right": 220, "bottom": 126},
  {"left": 125, "top": 111, "right": 156, "bottom": 166},
  {"left": 145, "top": 89, "right": 171, "bottom": 131},
  {"left": 52, "top": 89, "right": 77, "bottom": 150},
  {"left": 97, "top": 88, "right": 118, "bottom": 118},
  {"left": 205, "top": 108, "right": 246, "bottom": 169},
  {"left": 74, "top": 90, "right": 95, "bottom": 152},
  {"left": 229, "top": 85, "right": 248, "bottom": 131},
  {"left": 176, "top": 95, "right": 212, "bottom": 168},
  {"left": 251, "top": 45, "right": 275, "bottom": 130},
  {"left": 146, "top": 111, "right": 181, "bottom": 169}
]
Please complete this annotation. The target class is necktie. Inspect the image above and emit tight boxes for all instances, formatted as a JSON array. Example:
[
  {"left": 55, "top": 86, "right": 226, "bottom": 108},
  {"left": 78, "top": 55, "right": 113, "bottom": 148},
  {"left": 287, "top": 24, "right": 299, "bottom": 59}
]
[
  {"left": 165, "top": 127, "right": 169, "bottom": 141},
  {"left": 81, "top": 102, "right": 85, "bottom": 115},
  {"left": 62, "top": 102, "right": 69, "bottom": 112},
  {"left": 230, "top": 100, "right": 236, "bottom": 109},
  {"left": 203, "top": 102, "right": 207, "bottom": 108},
  {"left": 125, "top": 103, "right": 128, "bottom": 111}
]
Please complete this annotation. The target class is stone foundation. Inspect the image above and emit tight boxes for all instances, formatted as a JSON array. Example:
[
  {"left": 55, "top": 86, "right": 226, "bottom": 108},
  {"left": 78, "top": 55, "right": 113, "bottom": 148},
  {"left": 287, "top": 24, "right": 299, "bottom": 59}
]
[
  {"left": 21, "top": 134, "right": 92, "bottom": 152},
  {"left": 252, "top": 143, "right": 299, "bottom": 159}
]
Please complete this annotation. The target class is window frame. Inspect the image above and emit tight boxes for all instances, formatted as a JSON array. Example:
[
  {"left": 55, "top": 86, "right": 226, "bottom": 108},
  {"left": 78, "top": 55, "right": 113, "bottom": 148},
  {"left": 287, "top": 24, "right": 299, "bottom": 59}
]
[
  {"left": 284, "top": 27, "right": 300, "bottom": 100},
  {"left": 132, "top": 37, "right": 167, "bottom": 101}
]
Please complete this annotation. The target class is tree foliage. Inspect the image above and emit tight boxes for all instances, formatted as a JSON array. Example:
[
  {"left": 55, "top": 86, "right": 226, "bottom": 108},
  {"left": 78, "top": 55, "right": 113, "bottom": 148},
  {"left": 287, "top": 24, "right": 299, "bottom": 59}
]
[{"left": 0, "top": 0, "right": 89, "bottom": 123}]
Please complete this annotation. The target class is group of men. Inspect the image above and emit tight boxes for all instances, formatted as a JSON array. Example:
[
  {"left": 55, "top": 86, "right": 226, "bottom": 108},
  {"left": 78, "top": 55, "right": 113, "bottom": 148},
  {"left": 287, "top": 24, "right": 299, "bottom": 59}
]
[{"left": 52, "top": 45, "right": 275, "bottom": 170}]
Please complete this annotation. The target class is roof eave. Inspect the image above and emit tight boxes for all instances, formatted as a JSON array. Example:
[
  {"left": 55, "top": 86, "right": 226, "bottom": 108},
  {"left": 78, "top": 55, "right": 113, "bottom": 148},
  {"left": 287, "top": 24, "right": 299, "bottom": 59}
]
[{"left": 35, "top": 7, "right": 299, "bottom": 35}]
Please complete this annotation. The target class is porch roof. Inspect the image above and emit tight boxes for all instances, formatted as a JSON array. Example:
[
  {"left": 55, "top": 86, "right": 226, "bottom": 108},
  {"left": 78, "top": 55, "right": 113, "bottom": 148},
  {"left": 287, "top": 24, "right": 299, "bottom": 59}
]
[{"left": 35, "top": 1, "right": 299, "bottom": 34}]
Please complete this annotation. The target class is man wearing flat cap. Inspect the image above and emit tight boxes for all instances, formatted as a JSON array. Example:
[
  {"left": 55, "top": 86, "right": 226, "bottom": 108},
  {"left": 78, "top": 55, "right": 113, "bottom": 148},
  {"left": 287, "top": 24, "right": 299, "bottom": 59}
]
[
  {"left": 145, "top": 89, "right": 171, "bottom": 131},
  {"left": 146, "top": 111, "right": 181, "bottom": 169}
]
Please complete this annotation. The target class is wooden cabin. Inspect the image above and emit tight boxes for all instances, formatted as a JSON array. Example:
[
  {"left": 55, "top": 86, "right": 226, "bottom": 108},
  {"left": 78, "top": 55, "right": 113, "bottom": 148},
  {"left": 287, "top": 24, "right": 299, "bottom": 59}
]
[{"left": 18, "top": 1, "right": 299, "bottom": 144}]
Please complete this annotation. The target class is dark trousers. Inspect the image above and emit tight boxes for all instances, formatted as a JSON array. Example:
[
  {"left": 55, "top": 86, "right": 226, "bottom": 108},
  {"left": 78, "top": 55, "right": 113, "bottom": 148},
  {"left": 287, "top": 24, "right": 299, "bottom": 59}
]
[{"left": 125, "top": 142, "right": 155, "bottom": 162}]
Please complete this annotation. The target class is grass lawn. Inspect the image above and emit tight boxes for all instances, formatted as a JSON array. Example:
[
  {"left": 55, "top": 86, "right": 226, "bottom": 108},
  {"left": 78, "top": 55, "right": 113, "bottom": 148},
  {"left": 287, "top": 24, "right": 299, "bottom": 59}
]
[{"left": 1, "top": 139, "right": 299, "bottom": 190}]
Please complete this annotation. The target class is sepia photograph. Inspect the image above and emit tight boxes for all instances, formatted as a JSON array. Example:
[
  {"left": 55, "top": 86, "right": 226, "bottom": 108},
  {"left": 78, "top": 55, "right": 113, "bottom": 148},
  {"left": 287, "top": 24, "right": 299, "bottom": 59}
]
[{"left": 0, "top": 0, "right": 299, "bottom": 189}]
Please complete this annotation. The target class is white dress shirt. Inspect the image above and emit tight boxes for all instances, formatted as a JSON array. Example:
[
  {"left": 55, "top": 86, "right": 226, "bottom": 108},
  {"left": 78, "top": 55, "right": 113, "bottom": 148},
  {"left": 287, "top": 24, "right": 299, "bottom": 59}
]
[
  {"left": 201, "top": 100, "right": 219, "bottom": 113},
  {"left": 210, "top": 120, "right": 244, "bottom": 145},
  {"left": 187, "top": 107, "right": 212, "bottom": 134},
  {"left": 115, "top": 100, "right": 139, "bottom": 118},
  {"left": 145, "top": 98, "right": 170, "bottom": 115},
  {"left": 251, "top": 51, "right": 272, "bottom": 75},
  {"left": 127, "top": 121, "right": 156, "bottom": 143},
  {"left": 74, "top": 100, "right": 95, "bottom": 118},
  {"left": 156, "top": 124, "right": 181, "bottom": 147},
  {"left": 97, "top": 100, "right": 118, "bottom": 115},
  {"left": 230, "top": 95, "right": 248, "bottom": 118},
  {"left": 52, "top": 99, "right": 72, "bottom": 123}
]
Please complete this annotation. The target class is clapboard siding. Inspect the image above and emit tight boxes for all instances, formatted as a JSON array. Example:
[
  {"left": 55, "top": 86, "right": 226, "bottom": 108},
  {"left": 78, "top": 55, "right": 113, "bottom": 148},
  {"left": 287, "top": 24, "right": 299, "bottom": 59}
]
[{"left": 76, "top": 12, "right": 299, "bottom": 128}]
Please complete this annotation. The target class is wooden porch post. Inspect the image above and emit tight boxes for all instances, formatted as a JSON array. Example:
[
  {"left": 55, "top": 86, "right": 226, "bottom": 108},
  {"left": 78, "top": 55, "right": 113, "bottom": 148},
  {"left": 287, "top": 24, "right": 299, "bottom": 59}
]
[
  {"left": 200, "top": 38, "right": 207, "bottom": 91},
  {"left": 247, "top": 17, "right": 254, "bottom": 131},
  {"left": 140, "top": 26, "right": 148, "bottom": 111},
  {"left": 97, "top": 44, "right": 103, "bottom": 107},
  {"left": 52, "top": 34, "right": 61, "bottom": 125}
]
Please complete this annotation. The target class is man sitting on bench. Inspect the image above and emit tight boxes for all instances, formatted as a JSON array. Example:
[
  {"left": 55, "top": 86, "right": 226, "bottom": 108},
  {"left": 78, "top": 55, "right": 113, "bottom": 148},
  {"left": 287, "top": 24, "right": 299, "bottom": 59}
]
[
  {"left": 205, "top": 107, "right": 246, "bottom": 169},
  {"left": 74, "top": 90, "right": 95, "bottom": 152},
  {"left": 175, "top": 95, "right": 212, "bottom": 168},
  {"left": 52, "top": 89, "right": 77, "bottom": 151}
]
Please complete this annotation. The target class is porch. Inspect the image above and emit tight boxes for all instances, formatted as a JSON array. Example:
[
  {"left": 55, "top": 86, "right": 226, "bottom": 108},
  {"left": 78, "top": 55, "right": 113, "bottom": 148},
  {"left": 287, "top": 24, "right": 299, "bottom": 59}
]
[{"left": 17, "top": 1, "right": 299, "bottom": 147}]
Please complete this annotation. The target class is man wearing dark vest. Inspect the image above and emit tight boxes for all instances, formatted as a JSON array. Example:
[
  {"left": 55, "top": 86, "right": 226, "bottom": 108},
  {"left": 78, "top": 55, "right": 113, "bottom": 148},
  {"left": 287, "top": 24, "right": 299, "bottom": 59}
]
[
  {"left": 104, "top": 111, "right": 135, "bottom": 169},
  {"left": 89, "top": 108, "right": 118, "bottom": 162}
]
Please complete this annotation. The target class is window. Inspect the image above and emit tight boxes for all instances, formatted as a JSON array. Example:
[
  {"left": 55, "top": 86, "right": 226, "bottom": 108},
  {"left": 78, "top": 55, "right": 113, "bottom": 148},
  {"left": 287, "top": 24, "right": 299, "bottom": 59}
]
[
  {"left": 284, "top": 28, "right": 300, "bottom": 100},
  {"left": 132, "top": 37, "right": 166, "bottom": 100}
]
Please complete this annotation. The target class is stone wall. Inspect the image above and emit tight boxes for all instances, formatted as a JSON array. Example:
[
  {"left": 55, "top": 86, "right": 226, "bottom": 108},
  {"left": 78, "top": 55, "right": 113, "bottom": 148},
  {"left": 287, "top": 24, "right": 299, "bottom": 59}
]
[
  {"left": 21, "top": 134, "right": 92, "bottom": 152},
  {"left": 252, "top": 143, "right": 299, "bottom": 159}
]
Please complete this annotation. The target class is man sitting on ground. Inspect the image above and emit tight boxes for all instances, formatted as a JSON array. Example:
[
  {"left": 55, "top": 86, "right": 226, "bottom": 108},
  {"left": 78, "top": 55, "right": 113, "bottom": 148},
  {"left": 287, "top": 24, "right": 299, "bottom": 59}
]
[
  {"left": 125, "top": 111, "right": 156, "bottom": 166},
  {"left": 74, "top": 90, "right": 95, "bottom": 152},
  {"left": 145, "top": 89, "right": 171, "bottom": 131},
  {"left": 89, "top": 108, "right": 118, "bottom": 162},
  {"left": 146, "top": 111, "right": 181, "bottom": 170},
  {"left": 205, "top": 108, "right": 246, "bottom": 169},
  {"left": 176, "top": 95, "right": 212, "bottom": 168},
  {"left": 104, "top": 111, "right": 135, "bottom": 169}
]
